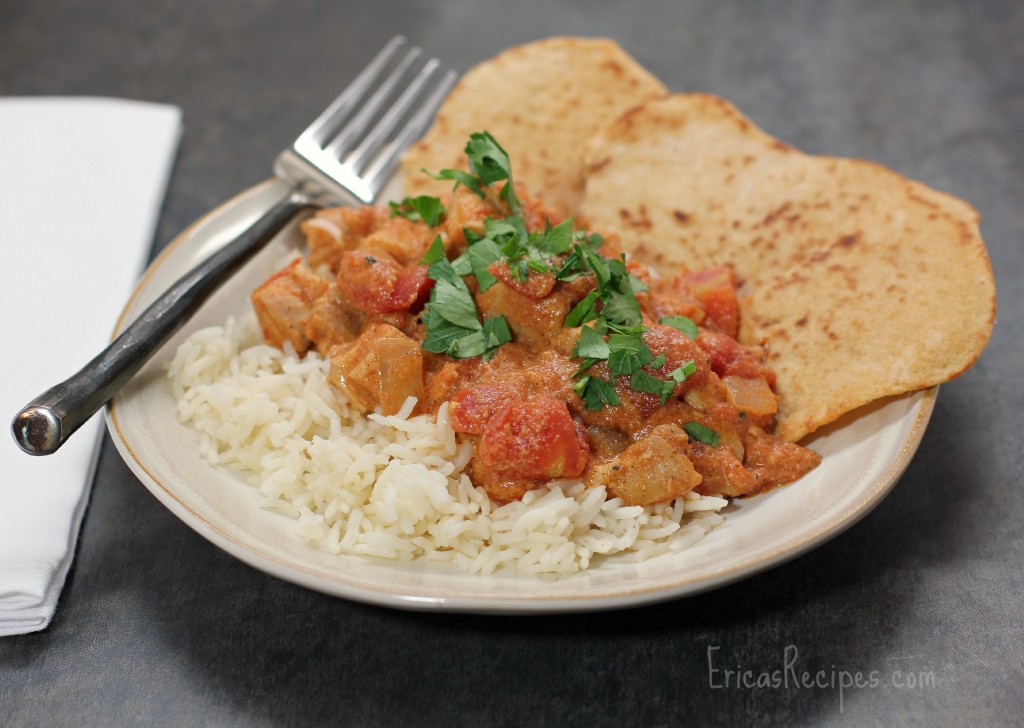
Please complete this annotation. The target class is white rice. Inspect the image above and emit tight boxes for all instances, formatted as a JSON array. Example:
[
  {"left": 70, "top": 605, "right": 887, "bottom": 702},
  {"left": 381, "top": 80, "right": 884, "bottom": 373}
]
[{"left": 167, "top": 313, "right": 727, "bottom": 575}]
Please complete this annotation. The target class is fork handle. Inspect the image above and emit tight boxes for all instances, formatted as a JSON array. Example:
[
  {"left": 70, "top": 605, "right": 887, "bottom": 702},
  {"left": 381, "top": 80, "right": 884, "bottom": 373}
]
[{"left": 12, "top": 192, "right": 315, "bottom": 456}]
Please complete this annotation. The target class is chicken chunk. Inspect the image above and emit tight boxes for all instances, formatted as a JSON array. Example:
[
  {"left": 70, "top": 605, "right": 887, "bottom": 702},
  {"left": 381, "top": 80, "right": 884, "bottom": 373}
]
[
  {"left": 250, "top": 260, "right": 329, "bottom": 355},
  {"left": 328, "top": 323, "right": 424, "bottom": 415},
  {"left": 302, "top": 206, "right": 390, "bottom": 272},
  {"left": 588, "top": 424, "right": 702, "bottom": 506}
]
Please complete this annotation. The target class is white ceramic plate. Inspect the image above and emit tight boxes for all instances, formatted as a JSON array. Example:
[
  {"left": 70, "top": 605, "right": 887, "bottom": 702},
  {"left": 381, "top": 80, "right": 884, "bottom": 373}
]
[{"left": 106, "top": 179, "right": 936, "bottom": 613}]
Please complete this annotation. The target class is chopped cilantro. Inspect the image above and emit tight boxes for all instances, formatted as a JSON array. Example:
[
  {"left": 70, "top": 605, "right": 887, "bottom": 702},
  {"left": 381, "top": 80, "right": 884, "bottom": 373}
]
[
  {"left": 430, "top": 131, "right": 522, "bottom": 215},
  {"left": 601, "top": 289, "right": 643, "bottom": 329},
  {"left": 535, "top": 218, "right": 574, "bottom": 257},
  {"left": 389, "top": 195, "right": 445, "bottom": 227},
  {"left": 670, "top": 359, "right": 697, "bottom": 382},
  {"left": 451, "top": 234, "right": 504, "bottom": 291},
  {"left": 564, "top": 290, "right": 600, "bottom": 327},
  {"left": 448, "top": 315, "right": 512, "bottom": 359},
  {"left": 574, "top": 375, "right": 621, "bottom": 411},
  {"left": 421, "top": 249, "right": 506, "bottom": 360},
  {"left": 606, "top": 333, "right": 654, "bottom": 376},
  {"left": 659, "top": 315, "right": 700, "bottom": 340},
  {"left": 464, "top": 131, "right": 521, "bottom": 215},
  {"left": 573, "top": 326, "right": 611, "bottom": 360},
  {"left": 416, "top": 131, "right": 702, "bottom": 407},
  {"left": 629, "top": 369, "right": 676, "bottom": 405},
  {"left": 466, "top": 239, "right": 503, "bottom": 291},
  {"left": 425, "top": 167, "right": 484, "bottom": 198},
  {"left": 419, "top": 235, "right": 446, "bottom": 265},
  {"left": 684, "top": 422, "right": 719, "bottom": 447}
]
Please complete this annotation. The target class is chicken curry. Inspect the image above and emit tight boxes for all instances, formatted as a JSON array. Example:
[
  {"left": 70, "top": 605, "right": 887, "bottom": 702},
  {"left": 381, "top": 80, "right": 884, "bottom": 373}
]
[{"left": 251, "top": 132, "right": 820, "bottom": 507}]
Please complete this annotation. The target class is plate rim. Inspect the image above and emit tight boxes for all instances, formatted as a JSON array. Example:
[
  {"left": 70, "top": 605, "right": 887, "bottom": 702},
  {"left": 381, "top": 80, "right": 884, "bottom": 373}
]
[{"left": 106, "top": 179, "right": 937, "bottom": 613}]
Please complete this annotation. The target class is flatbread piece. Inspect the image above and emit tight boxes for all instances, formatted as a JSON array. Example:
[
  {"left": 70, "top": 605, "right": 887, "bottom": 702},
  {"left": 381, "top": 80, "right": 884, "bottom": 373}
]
[
  {"left": 401, "top": 37, "right": 667, "bottom": 217},
  {"left": 580, "top": 93, "right": 996, "bottom": 441}
]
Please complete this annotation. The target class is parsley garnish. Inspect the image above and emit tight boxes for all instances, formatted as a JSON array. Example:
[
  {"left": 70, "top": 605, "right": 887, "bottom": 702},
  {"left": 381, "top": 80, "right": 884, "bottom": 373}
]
[
  {"left": 565, "top": 291, "right": 600, "bottom": 327},
  {"left": 670, "top": 360, "right": 697, "bottom": 382},
  {"left": 556, "top": 235, "right": 712, "bottom": 409},
  {"left": 559, "top": 236, "right": 684, "bottom": 410},
  {"left": 659, "top": 315, "right": 700, "bottom": 340},
  {"left": 419, "top": 237, "right": 510, "bottom": 359},
  {"left": 684, "top": 422, "right": 719, "bottom": 447},
  {"left": 418, "top": 131, "right": 702, "bottom": 411},
  {"left": 389, "top": 195, "right": 445, "bottom": 227},
  {"left": 573, "top": 375, "right": 622, "bottom": 411},
  {"left": 629, "top": 369, "right": 676, "bottom": 405},
  {"left": 573, "top": 326, "right": 611, "bottom": 360},
  {"left": 431, "top": 131, "right": 522, "bottom": 216}
]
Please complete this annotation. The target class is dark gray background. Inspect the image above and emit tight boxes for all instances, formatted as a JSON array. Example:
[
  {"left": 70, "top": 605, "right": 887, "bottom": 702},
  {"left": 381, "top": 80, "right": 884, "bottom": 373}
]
[{"left": 2, "top": 1, "right": 1021, "bottom": 726}]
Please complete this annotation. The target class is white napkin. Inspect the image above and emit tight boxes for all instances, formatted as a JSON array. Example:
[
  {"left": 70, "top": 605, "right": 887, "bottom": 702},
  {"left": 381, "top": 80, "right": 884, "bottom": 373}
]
[{"left": 0, "top": 97, "right": 181, "bottom": 636}]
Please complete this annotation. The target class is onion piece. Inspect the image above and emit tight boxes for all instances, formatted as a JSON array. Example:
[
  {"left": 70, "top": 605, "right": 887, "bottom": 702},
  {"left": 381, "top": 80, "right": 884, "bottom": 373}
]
[{"left": 722, "top": 375, "right": 778, "bottom": 416}]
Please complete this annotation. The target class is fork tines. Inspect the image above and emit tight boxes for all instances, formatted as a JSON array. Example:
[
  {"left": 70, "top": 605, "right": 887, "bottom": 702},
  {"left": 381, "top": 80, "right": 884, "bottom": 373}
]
[{"left": 287, "top": 36, "right": 457, "bottom": 204}]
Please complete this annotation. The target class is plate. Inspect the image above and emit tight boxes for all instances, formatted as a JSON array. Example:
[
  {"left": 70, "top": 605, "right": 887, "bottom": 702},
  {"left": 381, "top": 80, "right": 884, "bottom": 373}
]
[{"left": 106, "top": 179, "right": 936, "bottom": 613}]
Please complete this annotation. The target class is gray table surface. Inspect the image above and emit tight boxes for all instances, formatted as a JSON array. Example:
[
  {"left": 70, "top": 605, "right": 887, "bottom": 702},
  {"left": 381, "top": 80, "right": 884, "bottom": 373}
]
[{"left": 2, "top": 1, "right": 1021, "bottom": 726}]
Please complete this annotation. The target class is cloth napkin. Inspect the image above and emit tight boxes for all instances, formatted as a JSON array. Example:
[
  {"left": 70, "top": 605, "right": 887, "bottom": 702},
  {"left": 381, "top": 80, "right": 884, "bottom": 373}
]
[{"left": 0, "top": 97, "right": 181, "bottom": 637}]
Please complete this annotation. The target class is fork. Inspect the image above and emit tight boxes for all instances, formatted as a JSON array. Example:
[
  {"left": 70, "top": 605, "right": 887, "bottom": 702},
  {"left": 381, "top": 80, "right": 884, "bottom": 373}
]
[{"left": 12, "top": 36, "right": 456, "bottom": 456}]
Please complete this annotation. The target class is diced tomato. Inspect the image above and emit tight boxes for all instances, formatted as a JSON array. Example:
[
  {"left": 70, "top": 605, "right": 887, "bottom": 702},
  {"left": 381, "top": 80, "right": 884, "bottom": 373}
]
[
  {"left": 336, "top": 250, "right": 433, "bottom": 314},
  {"left": 642, "top": 324, "right": 711, "bottom": 392},
  {"left": 489, "top": 261, "right": 557, "bottom": 300},
  {"left": 478, "top": 396, "right": 589, "bottom": 480},
  {"left": 449, "top": 381, "right": 527, "bottom": 434},
  {"left": 679, "top": 266, "right": 740, "bottom": 337},
  {"left": 697, "top": 330, "right": 774, "bottom": 384}
]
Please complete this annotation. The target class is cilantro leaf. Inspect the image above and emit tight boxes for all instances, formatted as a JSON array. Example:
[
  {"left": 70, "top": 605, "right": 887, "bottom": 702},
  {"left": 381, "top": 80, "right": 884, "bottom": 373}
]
[
  {"left": 573, "top": 326, "right": 611, "bottom": 360},
  {"left": 670, "top": 359, "right": 697, "bottom": 382},
  {"left": 627, "top": 272, "right": 650, "bottom": 294},
  {"left": 425, "top": 168, "right": 484, "bottom": 198},
  {"left": 601, "top": 289, "right": 643, "bottom": 328},
  {"left": 485, "top": 217, "right": 521, "bottom": 244},
  {"left": 659, "top": 315, "right": 700, "bottom": 340},
  {"left": 421, "top": 305, "right": 472, "bottom": 355},
  {"left": 564, "top": 290, "right": 600, "bottom": 327},
  {"left": 467, "top": 239, "right": 502, "bottom": 292},
  {"left": 450, "top": 251, "right": 473, "bottom": 277},
  {"left": 419, "top": 235, "right": 446, "bottom": 265},
  {"left": 535, "top": 218, "right": 574, "bottom": 257},
  {"left": 606, "top": 333, "right": 655, "bottom": 376},
  {"left": 389, "top": 196, "right": 445, "bottom": 227},
  {"left": 464, "top": 131, "right": 521, "bottom": 214},
  {"left": 481, "top": 316, "right": 512, "bottom": 355},
  {"left": 430, "top": 276, "right": 481, "bottom": 331},
  {"left": 450, "top": 315, "right": 510, "bottom": 359},
  {"left": 684, "top": 422, "right": 719, "bottom": 447},
  {"left": 553, "top": 248, "right": 588, "bottom": 282},
  {"left": 578, "top": 376, "right": 621, "bottom": 411},
  {"left": 629, "top": 370, "right": 676, "bottom": 405}
]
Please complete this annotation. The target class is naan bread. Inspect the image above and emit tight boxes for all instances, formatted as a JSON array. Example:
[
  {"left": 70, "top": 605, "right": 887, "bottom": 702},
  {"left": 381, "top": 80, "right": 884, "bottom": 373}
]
[
  {"left": 401, "top": 37, "right": 667, "bottom": 217},
  {"left": 580, "top": 93, "right": 996, "bottom": 441}
]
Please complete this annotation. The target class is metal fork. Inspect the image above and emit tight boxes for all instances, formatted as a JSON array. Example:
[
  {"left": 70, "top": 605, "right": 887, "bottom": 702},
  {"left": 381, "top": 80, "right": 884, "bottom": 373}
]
[{"left": 12, "top": 36, "right": 456, "bottom": 456}]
